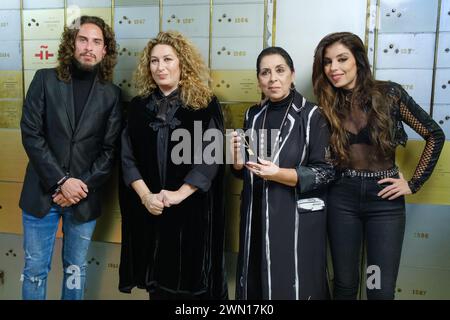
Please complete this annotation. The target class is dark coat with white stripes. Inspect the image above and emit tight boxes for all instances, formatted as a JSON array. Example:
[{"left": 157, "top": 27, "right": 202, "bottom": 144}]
[{"left": 234, "top": 90, "right": 334, "bottom": 300}]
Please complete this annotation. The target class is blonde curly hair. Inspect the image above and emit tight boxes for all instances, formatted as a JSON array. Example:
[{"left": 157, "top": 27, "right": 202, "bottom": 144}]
[
  {"left": 56, "top": 16, "right": 117, "bottom": 83},
  {"left": 134, "top": 30, "right": 212, "bottom": 110}
]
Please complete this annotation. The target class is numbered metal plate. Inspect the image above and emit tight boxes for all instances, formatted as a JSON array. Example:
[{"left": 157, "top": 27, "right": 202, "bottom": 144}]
[
  {"left": 212, "top": 3, "right": 264, "bottom": 37},
  {"left": 22, "top": 9, "right": 64, "bottom": 40},
  {"left": 433, "top": 68, "right": 450, "bottom": 104},
  {"left": 0, "top": 10, "right": 21, "bottom": 41},
  {"left": 433, "top": 104, "right": 450, "bottom": 140},
  {"left": 0, "top": 41, "right": 22, "bottom": 71},
  {"left": 211, "top": 37, "right": 262, "bottom": 70},
  {"left": 114, "top": 6, "right": 159, "bottom": 39},
  {"left": 396, "top": 266, "right": 450, "bottom": 299},
  {"left": 400, "top": 204, "right": 450, "bottom": 269},
  {"left": 375, "top": 69, "right": 433, "bottom": 104},
  {"left": 116, "top": 38, "right": 147, "bottom": 70},
  {"left": 113, "top": 69, "right": 137, "bottom": 101},
  {"left": 437, "top": 32, "right": 450, "bottom": 68},
  {"left": 440, "top": 0, "right": 450, "bottom": 32},
  {"left": 162, "top": 4, "right": 210, "bottom": 38},
  {"left": 379, "top": 0, "right": 438, "bottom": 33},
  {"left": 376, "top": 33, "right": 435, "bottom": 69}
]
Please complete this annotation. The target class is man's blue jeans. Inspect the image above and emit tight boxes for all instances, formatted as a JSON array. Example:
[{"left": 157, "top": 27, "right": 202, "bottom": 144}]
[{"left": 21, "top": 206, "right": 96, "bottom": 300}]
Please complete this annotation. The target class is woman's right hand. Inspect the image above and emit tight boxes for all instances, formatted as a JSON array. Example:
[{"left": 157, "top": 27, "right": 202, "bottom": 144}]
[
  {"left": 141, "top": 192, "right": 164, "bottom": 215},
  {"left": 230, "top": 131, "right": 244, "bottom": 169}
]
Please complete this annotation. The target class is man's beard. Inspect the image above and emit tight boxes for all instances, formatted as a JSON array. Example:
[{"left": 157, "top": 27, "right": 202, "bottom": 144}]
[{"left": 73, "top": 56, "right": 100, "bottom": 72}]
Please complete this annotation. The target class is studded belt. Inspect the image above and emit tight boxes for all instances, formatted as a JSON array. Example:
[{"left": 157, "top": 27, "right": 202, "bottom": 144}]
[{"left": 340, "top": 167, "right": 399, "bottom": 179}]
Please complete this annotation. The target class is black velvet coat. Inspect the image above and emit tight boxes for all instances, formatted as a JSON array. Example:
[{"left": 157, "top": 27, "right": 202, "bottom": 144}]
[{"left": 118, "top": 92, "right": 228, "bottom": 299}]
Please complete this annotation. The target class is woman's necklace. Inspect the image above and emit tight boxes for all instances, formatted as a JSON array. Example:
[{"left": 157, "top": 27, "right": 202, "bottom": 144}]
[{"left": 259, "top": 93, "right": 294, "bottom": 161}]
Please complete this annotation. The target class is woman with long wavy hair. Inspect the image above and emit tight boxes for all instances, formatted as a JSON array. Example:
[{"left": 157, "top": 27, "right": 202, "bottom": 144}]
[
  {"left": 118, "top": 31, "right": 228, "bottom": 300},
  {"left": 312, "top": 32, "right": 445, "bottom": 299}
]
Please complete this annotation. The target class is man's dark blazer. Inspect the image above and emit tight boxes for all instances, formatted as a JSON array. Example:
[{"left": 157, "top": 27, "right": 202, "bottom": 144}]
[{"left": 19, "top": 68, "right": 122, "bottom": 222}]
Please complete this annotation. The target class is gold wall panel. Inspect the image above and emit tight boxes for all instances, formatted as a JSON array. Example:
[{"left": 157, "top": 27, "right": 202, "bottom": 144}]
[
  {"left": 0, "top": 129, "right": 27, "bottom": 182},
  {"left": 396, "top": 141, "right": 450, "bottom": 206},
  {"left": 0, "top": 99, "right": 22, "bottom": 128},
  {"left": 222, "top": 102, "right": 252, "bottom": 129},
  {"left": 93, "top": 209, "right": 122, "bottom": 243},
  {"left": 0, "top": 181, "right": 63, "bottom": 237},
  {"left": 221, "top": 103, "right": 251, "bottom": 252},
  {"left": 93, "top": 167, "right": 122, "bottom": 243},
  {"left": 24, "top": 70, "right": 36, "bottom": 95},
  {"left": 211, "top": 70, "right": 260, "bottom": 103},
  {"left": 0, "top": 182, "right": 23, "bottom": 234},
  {"left": 224, "top": 166, "right": 243, "bottom": 253},
  {"left": 0, "top": 71, "right": 23, "bottom": 99}
]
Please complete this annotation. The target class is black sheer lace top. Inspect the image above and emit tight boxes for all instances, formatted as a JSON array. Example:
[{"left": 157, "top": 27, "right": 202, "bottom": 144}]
[
  {"left": 340, "top": 82, "right": 445, "bottom": 193},
  {"left": 342, "top": 91, "right": 394, "bottom": 172}
]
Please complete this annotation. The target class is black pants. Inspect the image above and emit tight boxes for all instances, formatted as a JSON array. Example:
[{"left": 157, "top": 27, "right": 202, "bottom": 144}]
[{"left": 328, "top": 176, "right": 405, "bottom": 300}]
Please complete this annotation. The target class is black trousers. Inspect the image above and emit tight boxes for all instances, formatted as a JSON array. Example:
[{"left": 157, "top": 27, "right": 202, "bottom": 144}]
[{"left": 328, "top": 175, "right": 405, "bottom": 300}]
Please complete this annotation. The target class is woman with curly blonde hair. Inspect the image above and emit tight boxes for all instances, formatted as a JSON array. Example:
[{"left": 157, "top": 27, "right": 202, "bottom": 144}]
[
  {"left": 118, "top": 31, "right": 228, "bottom": 300},
  {"left": 134, "top": 31, "right": 212, "bottom": 109}
]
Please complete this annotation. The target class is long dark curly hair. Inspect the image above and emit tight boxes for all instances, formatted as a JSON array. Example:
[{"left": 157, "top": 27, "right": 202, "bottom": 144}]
[
  {"left": 56, "top": 16, "right": 117, "bottom": 83},
  {"left": 312, "top": 32, "right": 395, "bottom": 167}
]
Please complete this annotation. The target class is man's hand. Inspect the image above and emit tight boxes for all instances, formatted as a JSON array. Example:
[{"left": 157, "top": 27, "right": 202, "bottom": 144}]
[
  {"left": 52, "top": 192, "right": 73, "bottom": 207},
  {"left": 60, "top": 178, "right": 88, "bottom": 204}
]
